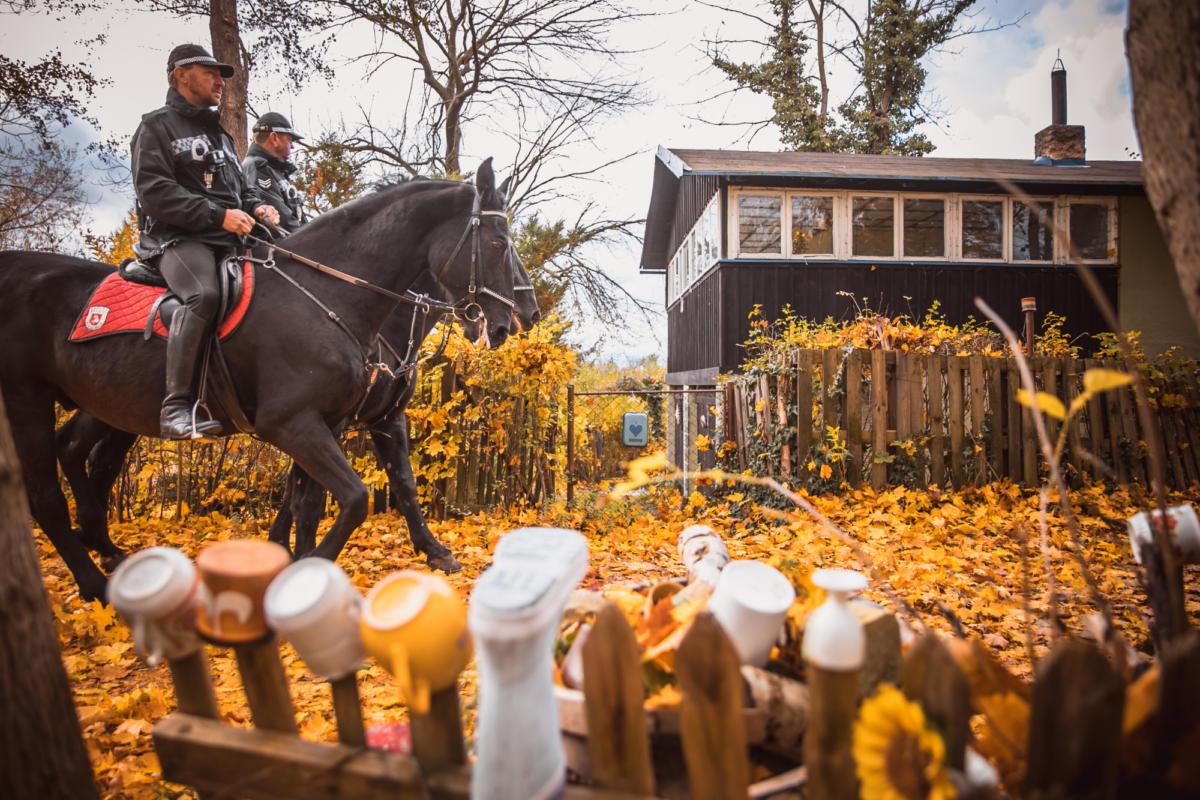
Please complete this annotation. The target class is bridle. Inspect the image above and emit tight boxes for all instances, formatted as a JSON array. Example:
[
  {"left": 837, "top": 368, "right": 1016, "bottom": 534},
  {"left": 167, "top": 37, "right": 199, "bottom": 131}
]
[{"left": 245, "top": 188, "right": 520, "bottom": 329}]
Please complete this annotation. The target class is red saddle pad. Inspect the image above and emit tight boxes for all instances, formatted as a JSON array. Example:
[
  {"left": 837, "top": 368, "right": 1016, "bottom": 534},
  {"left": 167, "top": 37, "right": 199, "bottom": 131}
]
[{"left": 69, "top": 261, "right": 255, "bottom": 342}]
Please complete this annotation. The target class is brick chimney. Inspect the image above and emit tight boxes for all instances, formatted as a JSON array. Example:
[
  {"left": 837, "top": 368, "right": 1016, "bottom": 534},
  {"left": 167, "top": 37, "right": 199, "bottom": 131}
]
[{"left": 1034, "top": 57, "right": 1085, "bottom": 164}]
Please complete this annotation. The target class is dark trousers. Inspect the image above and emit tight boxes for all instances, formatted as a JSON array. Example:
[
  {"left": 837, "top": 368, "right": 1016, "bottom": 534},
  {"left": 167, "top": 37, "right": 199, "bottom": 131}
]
[{"left": 158, "top": 239, "right": 225, "bottom": 324}]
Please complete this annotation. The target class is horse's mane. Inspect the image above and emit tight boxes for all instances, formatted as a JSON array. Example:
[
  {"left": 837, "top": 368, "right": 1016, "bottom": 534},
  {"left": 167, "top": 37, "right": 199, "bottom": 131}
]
[{"left": 280, "top": 176, "right": 472, "bottom": 245}]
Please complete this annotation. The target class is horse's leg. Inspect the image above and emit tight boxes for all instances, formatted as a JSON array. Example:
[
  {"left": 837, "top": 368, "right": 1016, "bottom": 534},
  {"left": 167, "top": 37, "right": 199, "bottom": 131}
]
[
  {"left": 55, "top": 412, "right": 130, "bottom": 563},
  {"left": 258, "top": 411, "right": 369, "bottom": 562},
  {"left": 290, "top": 467, "right": 325, "bottom": 558},
  {"left": 370, "top": 418, "right": 461, "bottom": 573},
  {"left": 266, "top": 465, "right": 298, "bottom": 555},
  {"left": 9, "top": 389, "right": 108, "bottom": 601}
]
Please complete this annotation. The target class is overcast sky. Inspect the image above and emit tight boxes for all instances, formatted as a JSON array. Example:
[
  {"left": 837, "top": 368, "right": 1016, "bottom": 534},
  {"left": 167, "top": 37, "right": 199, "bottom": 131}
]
[{"left": 2, "top": 0, "right": 1139, "bottom": 363}]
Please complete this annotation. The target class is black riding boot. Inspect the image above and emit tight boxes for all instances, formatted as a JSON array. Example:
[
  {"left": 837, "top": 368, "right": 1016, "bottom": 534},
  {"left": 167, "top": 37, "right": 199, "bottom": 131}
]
[{"left": 160, "top": 308, "right": 223, "bottom": 439}]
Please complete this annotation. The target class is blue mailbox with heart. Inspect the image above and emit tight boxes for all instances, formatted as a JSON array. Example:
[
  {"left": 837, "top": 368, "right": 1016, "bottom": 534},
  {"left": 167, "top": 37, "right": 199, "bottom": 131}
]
[{"left": 622, "top": 412, "right": 649, "bottom": 447}]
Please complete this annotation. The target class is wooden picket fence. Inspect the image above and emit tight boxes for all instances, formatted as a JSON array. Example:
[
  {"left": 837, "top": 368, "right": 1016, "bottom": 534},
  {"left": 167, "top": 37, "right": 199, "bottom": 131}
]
[
  {"left": 722, "top": 348, "right": 1200, "bottom": 490},
  {"left": 148, "top": 605, "right": 809, "bottom": 798},
  {"left": 410, "top": 361, "right": 560, "bottom": 515}
]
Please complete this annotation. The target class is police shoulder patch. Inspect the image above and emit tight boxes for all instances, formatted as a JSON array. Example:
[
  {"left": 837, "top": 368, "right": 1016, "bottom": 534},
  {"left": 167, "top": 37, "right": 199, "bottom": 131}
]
[{"left": 257, "top": 178, "right": 272, "bottom": 189}]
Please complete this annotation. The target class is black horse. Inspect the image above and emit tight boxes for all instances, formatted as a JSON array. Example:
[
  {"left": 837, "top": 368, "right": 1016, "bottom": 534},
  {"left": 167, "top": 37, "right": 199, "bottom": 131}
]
[
  {"left": 0, "top": 161, "right": 516, "bottom": 600},
  {"left": 56, "top": 240, "right": 540, "bottom": 574}
]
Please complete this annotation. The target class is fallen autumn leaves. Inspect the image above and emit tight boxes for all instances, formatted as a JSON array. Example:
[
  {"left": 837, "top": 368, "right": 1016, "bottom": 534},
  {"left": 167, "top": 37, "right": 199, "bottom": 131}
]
[{"left": 39, "top": 480, "right": 1200, "bottom": 797}]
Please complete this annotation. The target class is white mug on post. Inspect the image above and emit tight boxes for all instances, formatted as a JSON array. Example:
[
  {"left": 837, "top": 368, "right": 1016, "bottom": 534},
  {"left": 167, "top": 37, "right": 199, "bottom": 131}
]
[
  {"left": 264, "top": 559, "right": 366, "bottom": 681},
  {"left": 708, "top": 559, "right": 796, "bottom": 666},
  {"left": 108, "top": 546, "right": 202, "bottom": 667}
]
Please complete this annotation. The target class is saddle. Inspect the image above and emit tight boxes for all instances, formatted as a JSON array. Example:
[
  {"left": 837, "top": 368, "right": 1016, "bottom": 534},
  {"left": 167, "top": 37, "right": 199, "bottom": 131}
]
[
  {"left": 69, "top": 251, "right": 260, "bottom": 435},
  {"left": 70, "top": 253, "right": 255, "bottom": 343}
]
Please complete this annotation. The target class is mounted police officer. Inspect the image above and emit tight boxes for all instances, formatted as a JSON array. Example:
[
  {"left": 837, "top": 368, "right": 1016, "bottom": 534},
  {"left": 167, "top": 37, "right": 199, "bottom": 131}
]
[
  {"left": 243, "top": 112, "right": 308, "bottom": 233},
  {"left": 131, "top": 44, "right": 280, "bottom": 440}
]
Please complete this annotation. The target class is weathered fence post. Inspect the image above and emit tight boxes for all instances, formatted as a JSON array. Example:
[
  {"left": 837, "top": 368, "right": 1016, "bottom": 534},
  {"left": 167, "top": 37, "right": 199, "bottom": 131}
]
[{"left": 566, "top": 384, "right": 575, "bottom": 503}]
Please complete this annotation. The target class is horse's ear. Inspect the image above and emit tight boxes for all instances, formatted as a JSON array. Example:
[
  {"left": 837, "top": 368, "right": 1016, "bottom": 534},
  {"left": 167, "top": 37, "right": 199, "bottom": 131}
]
[
  {"left": 499, "top": 170, "right": 517, "bottom": 206},
  {"left": 475, "top": 157, "right": 496, "bottom": 201}
]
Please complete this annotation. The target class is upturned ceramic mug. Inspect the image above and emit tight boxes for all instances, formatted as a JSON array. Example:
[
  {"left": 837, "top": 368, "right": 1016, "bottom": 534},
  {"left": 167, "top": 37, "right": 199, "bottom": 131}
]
[
  {"left": 360, "top": 571, "right": 472, "bottom": 714},
  {"left": 708, "top": 560, "right": 796, "bottom": 666},
  {"left": 194, "top": 540, "right": 291, "bottom": 645},
  {"left": 108, "top": 546, "right": 201, "bottom": 666},
  {"left": 1128, "top": 504, "right": 1200, "bottom": 565},
  {"left": 264, "top": 559, "right": 366, "bottom": 680}
]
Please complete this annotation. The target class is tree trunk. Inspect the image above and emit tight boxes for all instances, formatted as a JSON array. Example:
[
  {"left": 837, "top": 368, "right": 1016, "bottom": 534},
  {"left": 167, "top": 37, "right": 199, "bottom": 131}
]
[
  {"left": 444, "top": 103, "right": 462, "bottom": 178},
  {"left": 1126, "top": 0, "right": 1200, "bottom": 335},
  {"left": 0, "top": 388, "right": 98, "bottom": 798},
  {"left": 210, "top": 0, "right": 249, "bottom": 159}
]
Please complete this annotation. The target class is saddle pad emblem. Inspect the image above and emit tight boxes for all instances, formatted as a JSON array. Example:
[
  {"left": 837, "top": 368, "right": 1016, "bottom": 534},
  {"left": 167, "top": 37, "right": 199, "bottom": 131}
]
[{"left": 84, "top": 306, "right": 110, "bottom": 331}]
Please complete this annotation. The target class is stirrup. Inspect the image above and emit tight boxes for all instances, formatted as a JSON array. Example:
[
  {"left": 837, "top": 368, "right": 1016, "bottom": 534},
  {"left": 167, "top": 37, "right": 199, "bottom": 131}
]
[{"left": 189, "top": 399, "right": 223, "bottom": 440}]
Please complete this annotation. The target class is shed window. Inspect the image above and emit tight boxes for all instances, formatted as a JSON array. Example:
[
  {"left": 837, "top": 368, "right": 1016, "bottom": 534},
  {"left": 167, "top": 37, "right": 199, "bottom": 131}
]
[
  {"left": 961, "top": 200, "right": 1003, "bottom": 259},
  {"left": 1069, "top": 203, "right": 1110, "bottom": 260},
  {"left": 790, "top": 195, "right": 834, "bottom": 255},
  {"left": 852, "top": 196, "right": 894, "bottom": 257},
  {"left": 1012, "top": 200, "right": 1055, "bottom": 261},
  {"left": 903, "top": 198, "right": 944, "bottom": 258},
  {"left": 738, "top": 195, "right": 782, "bottom": 254}
]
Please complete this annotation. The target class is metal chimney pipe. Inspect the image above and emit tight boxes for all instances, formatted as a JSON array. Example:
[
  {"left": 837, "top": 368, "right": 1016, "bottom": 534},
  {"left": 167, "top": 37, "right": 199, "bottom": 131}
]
[{"left": 1051, "top": 56, "right": 1067, "bottom": 125}]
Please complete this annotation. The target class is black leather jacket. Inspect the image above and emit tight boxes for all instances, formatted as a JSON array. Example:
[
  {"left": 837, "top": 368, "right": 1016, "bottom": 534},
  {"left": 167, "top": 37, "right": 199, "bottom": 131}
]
[
  {"left": 131, "top": 89, "right": 262, "bottom": 256},
  {"left": 242, "top": 143, "right": 307, "bottom": 233}
]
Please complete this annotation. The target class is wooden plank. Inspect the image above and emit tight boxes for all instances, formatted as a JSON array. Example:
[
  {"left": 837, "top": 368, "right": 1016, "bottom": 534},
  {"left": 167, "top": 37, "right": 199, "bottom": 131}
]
[
  {"left": 909, "top": 356, "right": 924, "bottom": 457},
  {"left": 167, "top": 650, "right": 220, "bottom": 720},
  {"left": 1039, "top": 359, "right": 1060, "bottom": 457},
  {"left": 330, "top": 673, "right": 366, "bottom": 747},
  {"left": 969, "top": 356, "right": 987, "bottom": 484},
  {"left": 1084, "top": 359, "right": 1109, "bottom": 480},
  {"left": 1063, "top": 358, "right": 1084, "bottom": 482},
  {"left": 410, "top": 686, "right": 467, "bottom": 774},
  {"left": 676, "top": 613, "right": 750, "bottom": 800},
  {"left": 582, "top": 604, "right": 655, "bottom": 795},
  {"left": 871, "top": 350, "right": 888, "bottom": 488},
  {"left": 1118, "top": 379, "right": 1146, "bottom": 487},
  {"left": 1173, "top": 409, "right": 1198, "bottom": 486},
  {"left": 1175, "top": 362, "right": 1200, "bottom": 480},
  {"left": 901, "top": 635, "right": 969, "bottom": 770},
  {"left": 1022, "top": 359, "right": 1038, "bottom": 487},
  {"left": 988, "top": 358, "right": 1004, "bottom": 481},
  {"left": 153, "top": 713, "right": 429, "bottom": 800},
  {"left": 896, "top": 352, "right": 911, "bottom": 442},
  {"left": 1104, "top": 365, "right": 1129, "bottom": 484},
  {"left": 775, "top": 373, "right": 792, "bottom": 478},
  {"left": 797, "top": 352, "right": 814, "bottom": 480},
  {"left": 1006, "top": 360, "right": 1022, "bottom": 482},
  {"left": 756, "top": 374, "right": 771, "bottom": 441},
  {"left": 948, "top": 356, "right": 964, "bottom": 488},
  {"left": 805, "top": 664, "right": 859, "bottom": 800},
  {"left": 822, "top": 348, "right": 839, "bottom": 438},
  {"left": 1160, "top": 413, "right": 1185, "bottom": 490},
  {"left": 735, "top": 384, "right": 749, "bottom": 470},
  {"left": 233, "top": 639, "right": 298, "bottom": 733},
  {"left": 928, "top": 356, "right": 945, "bottom": 487},
  {"left": 845, "top": 352, "right": 863, "bottom": 487},
  {"left": 1025, "top": 639, "right": 1124, "bottom": 798}
]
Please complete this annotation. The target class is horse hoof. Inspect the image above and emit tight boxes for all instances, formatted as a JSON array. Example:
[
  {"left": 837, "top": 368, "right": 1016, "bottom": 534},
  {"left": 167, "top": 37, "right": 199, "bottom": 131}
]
[
  {"left": 427, "top": 551, "right": 462, "bottom": 574},
  {"left": 100, "top": 550, "right": 128, "bottom": 573},
  {"left": 79, "top": 575, "right": 109, "bottom": 604}
]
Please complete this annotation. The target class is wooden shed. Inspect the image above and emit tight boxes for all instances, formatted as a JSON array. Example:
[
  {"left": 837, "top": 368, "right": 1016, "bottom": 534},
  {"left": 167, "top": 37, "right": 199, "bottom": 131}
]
[{"left": 641, "top": 146, "right": 1199, "bottom": 388}]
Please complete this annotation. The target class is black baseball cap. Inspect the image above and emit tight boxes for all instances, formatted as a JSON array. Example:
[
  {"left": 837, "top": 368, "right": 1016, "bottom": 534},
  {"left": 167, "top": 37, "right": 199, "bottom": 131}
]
[
  {"left": 252, "top": 112, "right": 304, "bottom": 142},
  {"left": 167, "top": 44, "right": 234, "bottom": 78}
]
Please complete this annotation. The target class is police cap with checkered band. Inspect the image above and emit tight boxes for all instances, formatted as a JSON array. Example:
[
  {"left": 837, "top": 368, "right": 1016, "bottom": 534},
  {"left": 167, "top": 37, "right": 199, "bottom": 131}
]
[{"left": 167, "top": 44, "right": 234, "bottom": 78}]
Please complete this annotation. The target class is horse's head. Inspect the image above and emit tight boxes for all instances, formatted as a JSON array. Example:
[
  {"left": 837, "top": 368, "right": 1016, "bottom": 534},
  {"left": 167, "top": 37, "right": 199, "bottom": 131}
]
[
  {"left": 426, "top": 158, "right": 517, "bottom": 348},
  {"left": 498, "top": 173, "right": 541, "bottom": 332}
]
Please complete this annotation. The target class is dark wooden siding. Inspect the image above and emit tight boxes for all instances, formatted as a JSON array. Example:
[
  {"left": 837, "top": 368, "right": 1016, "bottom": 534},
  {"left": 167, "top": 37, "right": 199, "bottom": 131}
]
[
  {"left": 669, "top": 260, "right": 1120, "bottom": 375},
  {"left": 667, "top": 267, "right": 722, "bottom": 375},
  {"left": 666, "top": 174, "right": 721, "bottom": 260}
]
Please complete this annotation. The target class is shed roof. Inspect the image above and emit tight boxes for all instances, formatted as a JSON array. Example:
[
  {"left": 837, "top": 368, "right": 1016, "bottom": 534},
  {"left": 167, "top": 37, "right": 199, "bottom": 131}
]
[
  {"left": 663, "top": 148, "right": 1144, "bottom": 185},
  {"left": 640, "top": 146, "right": 1145, "bottom": 272}
]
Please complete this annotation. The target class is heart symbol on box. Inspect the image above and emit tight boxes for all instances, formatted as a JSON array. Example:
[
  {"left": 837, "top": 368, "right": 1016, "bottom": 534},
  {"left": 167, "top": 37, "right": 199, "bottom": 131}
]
[{"left": 630, "top": 424, "right": 644, "bottom": 436}]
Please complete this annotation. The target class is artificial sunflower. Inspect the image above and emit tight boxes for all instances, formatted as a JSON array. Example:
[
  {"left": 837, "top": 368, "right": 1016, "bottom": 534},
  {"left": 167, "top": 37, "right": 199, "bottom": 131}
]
[{"left": 853, "top": 684, "right": 956, "bottom": 800}]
